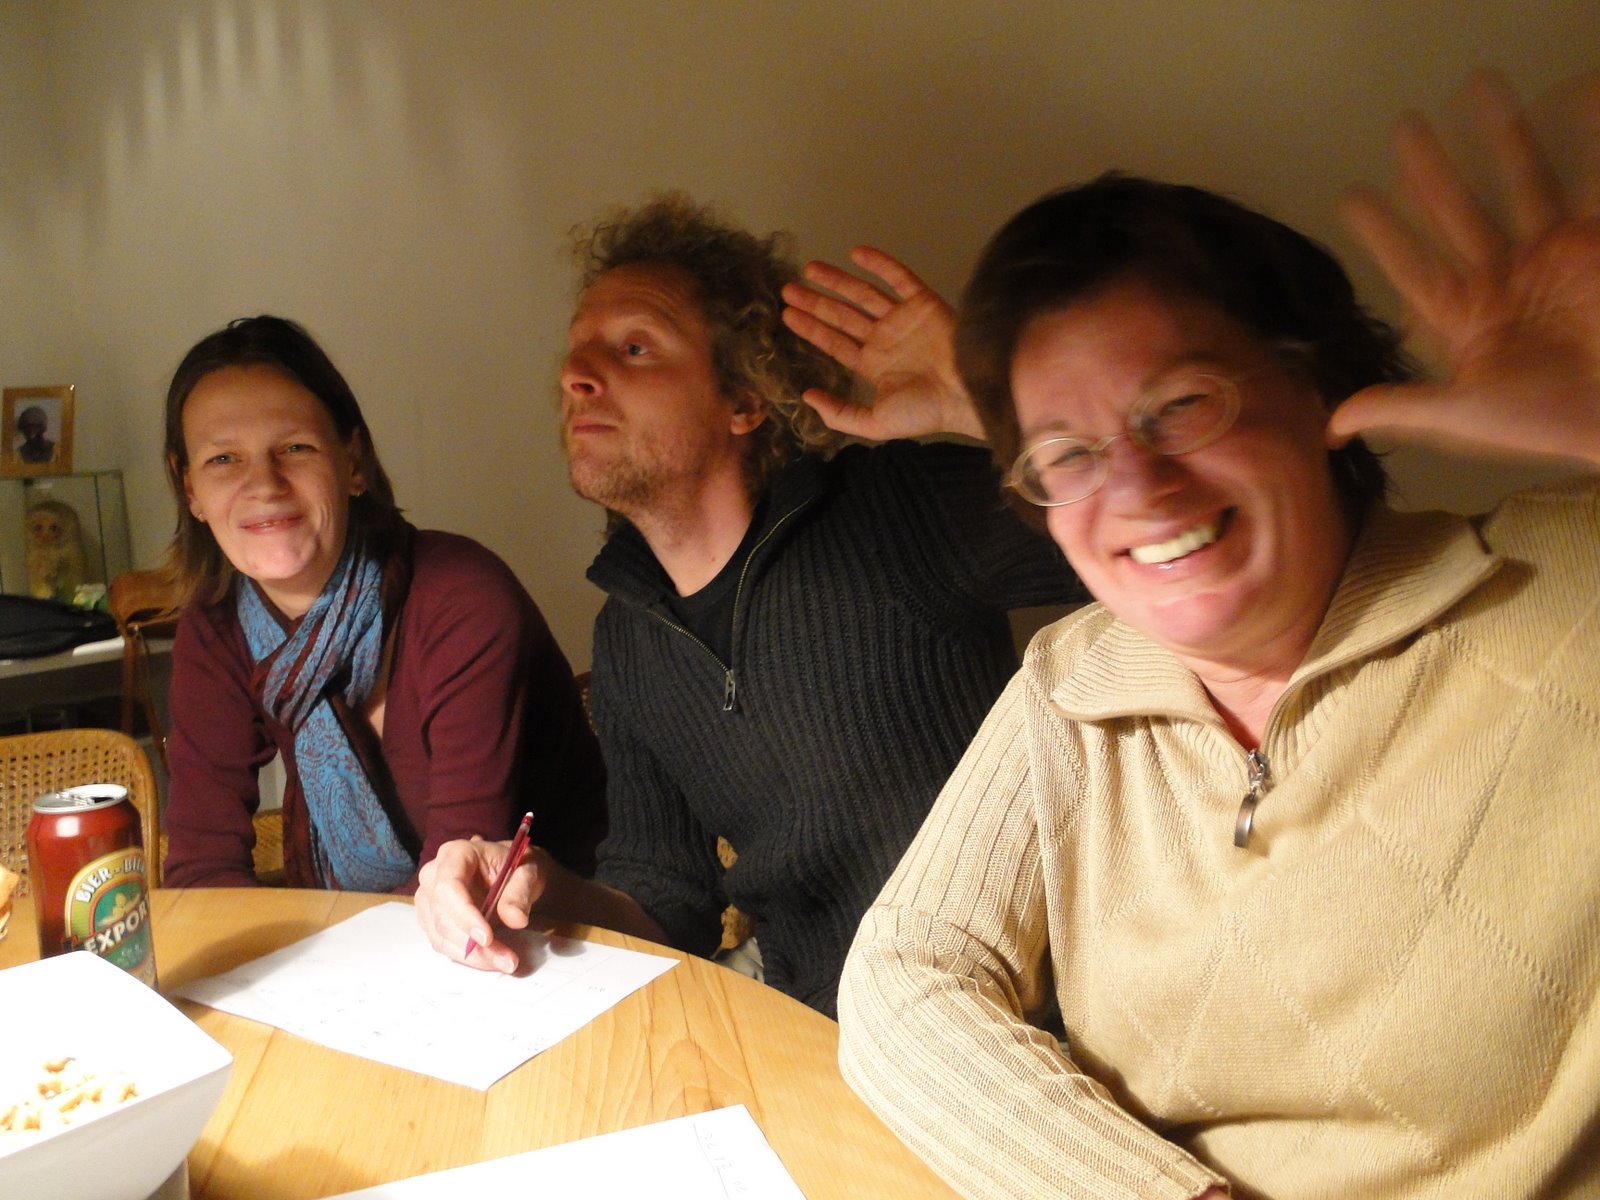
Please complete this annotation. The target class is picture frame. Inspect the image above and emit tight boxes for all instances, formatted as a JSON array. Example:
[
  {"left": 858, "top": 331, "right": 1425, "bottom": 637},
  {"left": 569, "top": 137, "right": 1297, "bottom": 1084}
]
[{"left": 2, "top": 385, "right": 75, "bottom": 478}]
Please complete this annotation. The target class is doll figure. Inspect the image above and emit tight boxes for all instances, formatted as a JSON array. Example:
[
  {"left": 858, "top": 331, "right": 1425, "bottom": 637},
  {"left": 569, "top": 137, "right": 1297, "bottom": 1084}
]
[{"left": 25, "top": 498, "right": 89, "bottom": 603}]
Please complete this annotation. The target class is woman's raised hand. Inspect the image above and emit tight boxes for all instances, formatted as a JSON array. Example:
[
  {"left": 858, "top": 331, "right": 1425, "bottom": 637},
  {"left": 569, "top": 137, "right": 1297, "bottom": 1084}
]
[{"left": 1333, "top": 71, "right": 1600, "bottom": 468}]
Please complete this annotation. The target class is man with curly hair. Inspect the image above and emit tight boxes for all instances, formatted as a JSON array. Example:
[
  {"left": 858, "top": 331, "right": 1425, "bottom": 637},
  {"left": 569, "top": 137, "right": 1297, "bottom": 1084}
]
[{"left": 417, "top": 195, "right": 1081, "bottom": 1015}]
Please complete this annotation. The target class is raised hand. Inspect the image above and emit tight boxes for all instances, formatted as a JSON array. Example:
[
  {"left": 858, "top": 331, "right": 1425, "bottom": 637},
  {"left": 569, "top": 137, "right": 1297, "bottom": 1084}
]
[
  {"left": 781, "top": 246, "right": 984, "bottom": 441},
  {"left": 1331, "top": 71, "right": 1600, "bottom": 468}
]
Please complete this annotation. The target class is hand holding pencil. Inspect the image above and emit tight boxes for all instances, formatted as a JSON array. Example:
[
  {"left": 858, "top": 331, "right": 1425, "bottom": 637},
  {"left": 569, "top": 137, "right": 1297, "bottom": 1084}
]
[
  {"left": 416, "top": 815, "right": 671, "bottom": 968},
  {"left": 415, "top": 814, "right": 549, "bottom": 973},
  {"left": 462, "top": 812, "right": 535, "bottom": 961}
]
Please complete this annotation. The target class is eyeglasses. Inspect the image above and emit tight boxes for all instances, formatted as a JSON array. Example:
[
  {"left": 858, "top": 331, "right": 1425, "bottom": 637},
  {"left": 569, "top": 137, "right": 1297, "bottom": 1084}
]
[{"left": 1009, "top": 372, "right": 1244, "bottom": 506}]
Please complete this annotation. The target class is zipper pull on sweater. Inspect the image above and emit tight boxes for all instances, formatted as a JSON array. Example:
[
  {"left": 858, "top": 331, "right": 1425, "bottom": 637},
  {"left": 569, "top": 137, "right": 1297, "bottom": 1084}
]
[
  {"left": 722, "top": 668, "right": 737, "bottom": 713},
  {"left": 1234, "top": 749, "right": 1269, "bottom": 850}
]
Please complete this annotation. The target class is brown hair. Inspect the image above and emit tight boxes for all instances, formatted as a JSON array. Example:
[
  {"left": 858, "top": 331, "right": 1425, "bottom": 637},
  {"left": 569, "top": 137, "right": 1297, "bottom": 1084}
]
[
  {"left": 155, "top": 315, "right": 405, "bottom": 613},
  {"left": 957, "top": 174, "right": 1406, "bottom": 528}
]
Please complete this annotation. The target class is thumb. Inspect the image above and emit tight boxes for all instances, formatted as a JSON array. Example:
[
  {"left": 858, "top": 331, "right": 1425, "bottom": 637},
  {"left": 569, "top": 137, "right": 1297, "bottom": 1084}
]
[
  {"left": 494, "top": 856, "right": 547, "bottom": 930},
  {"left": 1326, "top": 379, "right": 1452, "bottom": 447},
  {"left": 801, "top": 389, "right": 876, "bottom": 437}
]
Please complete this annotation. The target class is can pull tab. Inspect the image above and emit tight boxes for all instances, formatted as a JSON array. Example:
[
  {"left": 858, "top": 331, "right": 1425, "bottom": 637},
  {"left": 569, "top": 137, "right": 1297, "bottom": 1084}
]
[{"left": 1234, "top": 749, "right": 1269, "bottom": 850}]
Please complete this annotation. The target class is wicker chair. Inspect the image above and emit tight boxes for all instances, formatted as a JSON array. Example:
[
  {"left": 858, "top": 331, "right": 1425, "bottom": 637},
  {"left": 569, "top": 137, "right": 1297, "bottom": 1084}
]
[
  {"left": 0, "top": 728, "right": 162, "bottom": 896},
  {"left": 575, "top": 670, "right": 593, "bottom": 726},
  {"left": 251, "top": 809, "right": 285, "bottom": 886}
]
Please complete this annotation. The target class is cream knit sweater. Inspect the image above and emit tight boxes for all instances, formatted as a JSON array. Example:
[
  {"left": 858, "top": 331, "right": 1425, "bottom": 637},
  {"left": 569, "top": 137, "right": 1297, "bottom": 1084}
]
[{"left": 838, "top": 478, "right": 1600, "bottom": 1200}]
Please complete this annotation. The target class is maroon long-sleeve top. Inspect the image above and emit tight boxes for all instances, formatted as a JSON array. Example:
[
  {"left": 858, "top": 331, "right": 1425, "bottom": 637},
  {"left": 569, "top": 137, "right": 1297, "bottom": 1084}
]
[{"left": 163, "top": 530, "right": 606, "bottom": 890}]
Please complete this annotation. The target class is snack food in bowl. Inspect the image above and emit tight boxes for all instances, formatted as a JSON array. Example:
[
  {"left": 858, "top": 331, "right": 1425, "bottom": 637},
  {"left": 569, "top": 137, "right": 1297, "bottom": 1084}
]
[
  {"left": 2, "top": 1054, "right": 140, "bottom": 1137},
  {"left": 0, "top": 951, "right": 232, "bottom": 1200}
]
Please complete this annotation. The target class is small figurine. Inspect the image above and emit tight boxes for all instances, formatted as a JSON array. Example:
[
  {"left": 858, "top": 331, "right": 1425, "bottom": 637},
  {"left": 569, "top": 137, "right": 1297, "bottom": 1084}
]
[{"left": 25, "top": 498, "right": 89, "bottom": 604}]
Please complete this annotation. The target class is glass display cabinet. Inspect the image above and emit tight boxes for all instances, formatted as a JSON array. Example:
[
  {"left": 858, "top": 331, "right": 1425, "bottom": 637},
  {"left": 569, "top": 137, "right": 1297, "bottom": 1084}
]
[
  {"left": 0, "top": 470, "right": 160, "bottom": 746},
  {"left": 0, "top": 470, "right": 131, "bottom": 604}
]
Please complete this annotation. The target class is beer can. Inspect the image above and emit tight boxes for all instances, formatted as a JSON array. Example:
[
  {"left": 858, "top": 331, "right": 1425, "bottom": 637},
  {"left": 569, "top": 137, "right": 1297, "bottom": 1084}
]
[{"left": 26, "top": 785, "right": 158, "bottom": 987}]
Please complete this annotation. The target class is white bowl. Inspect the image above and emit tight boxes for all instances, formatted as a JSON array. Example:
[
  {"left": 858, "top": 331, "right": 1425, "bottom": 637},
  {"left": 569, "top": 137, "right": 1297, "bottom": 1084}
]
[{"left": 0, "top": 952, "right": 233, "bottom": 1200}]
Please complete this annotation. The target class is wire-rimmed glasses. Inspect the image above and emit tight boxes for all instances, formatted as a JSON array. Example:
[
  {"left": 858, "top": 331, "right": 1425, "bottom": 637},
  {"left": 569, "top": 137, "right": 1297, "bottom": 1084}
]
[{"left": 1009, "top": 372, "right": 1244, "bottom": 506}]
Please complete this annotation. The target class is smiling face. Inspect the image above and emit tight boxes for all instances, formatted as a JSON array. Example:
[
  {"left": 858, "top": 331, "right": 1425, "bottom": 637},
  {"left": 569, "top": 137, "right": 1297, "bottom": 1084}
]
[
  {"left": 180, "top": 364, "right": 364, "bottom": 619},
  {"left": 1011, "top": 276, "right": 1354, "bottom": 682},
  {"left": 560, "top": 262, "right": 762, "bottom": 521}
]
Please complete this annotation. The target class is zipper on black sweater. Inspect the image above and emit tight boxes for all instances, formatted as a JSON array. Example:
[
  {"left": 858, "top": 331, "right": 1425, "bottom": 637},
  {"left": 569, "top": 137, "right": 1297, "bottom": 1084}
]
[
  {"left": 718, "top": 493, "right": 813, "bottom": 713},
  {"left": 729, "top": 498, "right": 809, "bottom": 631},
  {"left": 645, "top": 610, "right": 739, "bottom": 712},
  {"left": 646, "top": 491, "right": 816, "bottom": 716}
]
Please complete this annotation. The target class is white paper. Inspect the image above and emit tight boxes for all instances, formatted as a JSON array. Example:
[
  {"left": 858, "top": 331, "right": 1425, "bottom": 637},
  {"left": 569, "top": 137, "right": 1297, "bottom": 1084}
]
[
  {"left": 172, "top": 902, "right": 677, "bottom": 1089},
  {"left": 70, "top": 635, "right": 127, "bottom": 656},
  {"left": 319, "top": 1105, "right": 807, "bottom": 1200}
]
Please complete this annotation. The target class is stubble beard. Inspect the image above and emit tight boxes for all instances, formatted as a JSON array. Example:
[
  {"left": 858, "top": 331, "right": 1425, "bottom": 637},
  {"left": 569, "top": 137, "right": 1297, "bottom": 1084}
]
[
  {"left": 562, "top": 420, "right": 747, "bottom": 542},
  {"left": 562, "top": 427, "right": 664, "bottom": 521},
  {"left": 567, "top": 455, "right": 661, "bottom": 517}
]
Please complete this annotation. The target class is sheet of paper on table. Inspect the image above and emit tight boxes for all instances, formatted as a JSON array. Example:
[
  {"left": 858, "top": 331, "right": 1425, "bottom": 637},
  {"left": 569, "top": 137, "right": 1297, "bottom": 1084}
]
[
  {"left": 171, "top": 901, "right": 677, "bottom": 1089},
  {"left": 320, "top": 1105, "right": 807, "bottom": 1199}
]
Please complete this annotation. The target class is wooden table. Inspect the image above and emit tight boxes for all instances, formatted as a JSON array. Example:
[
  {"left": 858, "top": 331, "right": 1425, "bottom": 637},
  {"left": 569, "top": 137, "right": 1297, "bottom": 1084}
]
[{"left": 0, "top": 888, "right": 958, "bottom": 1200}]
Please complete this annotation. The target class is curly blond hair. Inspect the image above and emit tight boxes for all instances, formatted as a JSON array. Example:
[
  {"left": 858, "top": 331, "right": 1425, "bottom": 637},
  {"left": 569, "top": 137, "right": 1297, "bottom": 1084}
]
[{"left": 573, "top": 194, "right": 852, "bottom": 494}]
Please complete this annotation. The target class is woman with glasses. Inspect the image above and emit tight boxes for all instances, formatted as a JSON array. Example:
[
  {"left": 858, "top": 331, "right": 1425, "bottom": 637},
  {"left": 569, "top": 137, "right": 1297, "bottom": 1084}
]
[{"left": 824, "top": 76, "right": 1600, "bottom": 1199}]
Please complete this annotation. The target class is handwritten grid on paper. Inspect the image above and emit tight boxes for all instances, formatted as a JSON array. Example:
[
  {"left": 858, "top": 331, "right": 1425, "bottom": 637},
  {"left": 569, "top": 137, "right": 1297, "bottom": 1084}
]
[{"left": 173, "top": 901, "right": 678, "bottom": 1089}]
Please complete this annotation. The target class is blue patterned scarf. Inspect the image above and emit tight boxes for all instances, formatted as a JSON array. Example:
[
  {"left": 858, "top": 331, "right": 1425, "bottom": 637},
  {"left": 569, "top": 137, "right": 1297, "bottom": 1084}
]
[{"left": 238, "top": 542, "right": 415, "bottom": 891}]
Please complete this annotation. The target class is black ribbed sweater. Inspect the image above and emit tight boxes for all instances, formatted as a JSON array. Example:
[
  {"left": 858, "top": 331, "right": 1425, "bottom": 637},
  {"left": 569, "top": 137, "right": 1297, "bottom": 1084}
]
[{"left": 587, "top": 440, "right": 1079, "bottom": 1015}]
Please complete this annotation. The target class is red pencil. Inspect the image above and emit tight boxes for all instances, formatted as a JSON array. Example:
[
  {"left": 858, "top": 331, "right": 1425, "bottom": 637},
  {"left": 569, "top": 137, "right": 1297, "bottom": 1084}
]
[{"left": 461, "top": 811, "right": 534, "bottom": 960}]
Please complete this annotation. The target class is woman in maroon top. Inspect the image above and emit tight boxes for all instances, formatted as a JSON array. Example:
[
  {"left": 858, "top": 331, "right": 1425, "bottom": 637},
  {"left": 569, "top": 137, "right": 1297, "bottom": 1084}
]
[{"left": 156, "top": 315, "right": 605, "bottom": 891}]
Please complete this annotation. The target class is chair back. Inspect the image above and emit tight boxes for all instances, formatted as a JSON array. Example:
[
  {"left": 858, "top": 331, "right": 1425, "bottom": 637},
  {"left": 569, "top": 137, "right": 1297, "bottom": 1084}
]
[
  {"left": 108, "top": 570, "right": 182, "bottom": 774},
  {"left": 0, "top": 728, "right": 162, "bottom": 896},
  {"left": 252, "top": 808, "right": 285, "bottom": 886},
  {"left": 574, "top": 670, "right": 593, "bottom": 729}
]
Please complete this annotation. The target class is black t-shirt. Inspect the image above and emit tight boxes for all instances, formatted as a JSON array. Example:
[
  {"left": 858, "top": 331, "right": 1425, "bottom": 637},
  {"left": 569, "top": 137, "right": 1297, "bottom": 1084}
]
[{"left": 664, "top": 499, "right": 768, "bottom": 665}]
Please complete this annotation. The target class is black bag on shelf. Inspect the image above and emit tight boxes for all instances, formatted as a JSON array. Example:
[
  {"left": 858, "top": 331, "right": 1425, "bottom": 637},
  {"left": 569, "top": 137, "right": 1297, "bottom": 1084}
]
[{"left": 0, "top": 593, "right": 118, "bottom": 659}]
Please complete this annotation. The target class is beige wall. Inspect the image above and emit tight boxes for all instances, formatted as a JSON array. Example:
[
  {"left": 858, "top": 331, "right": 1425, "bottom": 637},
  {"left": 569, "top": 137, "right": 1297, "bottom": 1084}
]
[{"left": 2, "top": 0, "right": 1595, "bottom": 667}]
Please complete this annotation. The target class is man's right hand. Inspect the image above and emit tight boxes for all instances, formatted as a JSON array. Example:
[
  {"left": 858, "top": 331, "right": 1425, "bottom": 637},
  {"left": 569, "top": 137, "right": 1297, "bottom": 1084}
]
[
  {"left": 781, "top": 247, "right": 983, "bottom": 442},
  {"left": 415, "top": 835, "right": 552, "bottom": 973}
]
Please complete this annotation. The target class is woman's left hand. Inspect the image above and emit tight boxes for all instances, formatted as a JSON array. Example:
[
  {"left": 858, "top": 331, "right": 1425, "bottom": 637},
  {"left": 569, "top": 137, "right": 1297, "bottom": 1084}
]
[{"left": 1332, "top": 71, "right": 1600, "bottom": 468}]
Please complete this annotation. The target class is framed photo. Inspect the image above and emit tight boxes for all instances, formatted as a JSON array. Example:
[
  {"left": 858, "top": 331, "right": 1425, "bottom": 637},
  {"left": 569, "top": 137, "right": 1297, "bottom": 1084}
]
[{"left": 2, "top": 385, "right": 75, "bottom": 478}]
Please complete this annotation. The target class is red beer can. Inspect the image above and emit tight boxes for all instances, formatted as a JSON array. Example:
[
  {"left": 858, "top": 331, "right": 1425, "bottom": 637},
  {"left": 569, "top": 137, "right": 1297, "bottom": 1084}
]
[{"left": 26, "top": 784, "right": 158, "bottom": 987}]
